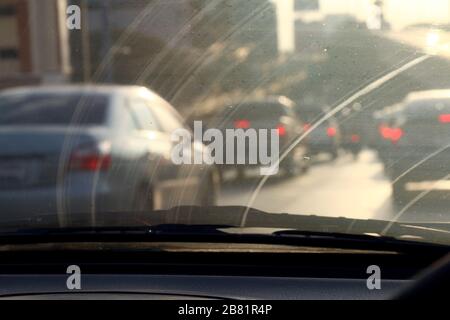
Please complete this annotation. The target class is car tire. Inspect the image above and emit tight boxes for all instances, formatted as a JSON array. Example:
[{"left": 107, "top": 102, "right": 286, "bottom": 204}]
[
  {"left": 391, "top": 182, "right": 413, "bottom": 206},
  {"left": 301, "top": 159, "right": 310, "bottom": 173},
  {"left": 283, "top": 155, "right": 302, "bottom": 178},
  {"left": 330, "top": 149, "right": 338, "bottom": 160}
]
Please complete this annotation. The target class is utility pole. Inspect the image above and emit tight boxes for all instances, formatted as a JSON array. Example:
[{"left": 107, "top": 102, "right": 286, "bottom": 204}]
[
  {"left": 367, "top": 0, "right": 385, "bottom": 30},
  {"left": 274, "top": 0, "right": 295, "bottom": 54},
  {"left": 100, "top": 1, "right": 113, "bottom": 83},
  {"left": 80, "top": 0, "right": 91, "bottom": 82}
]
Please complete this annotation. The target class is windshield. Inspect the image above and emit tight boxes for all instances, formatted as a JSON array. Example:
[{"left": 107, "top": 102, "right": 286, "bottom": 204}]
[{"left": 1, "top": 0, "right": 450, "bottom": 248}]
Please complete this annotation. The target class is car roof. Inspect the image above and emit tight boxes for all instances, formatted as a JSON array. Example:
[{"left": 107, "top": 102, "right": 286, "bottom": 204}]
[
  {"left": 226, "top": 96, "right": 296, "bottom": 109},
  {"left": 405, "top": 90, "right": 450, "bottom": 103},
  {"left": 396, "top": 91, "right": 450, "bottom": 121},
  {"left": 374, "top": 103, "right": 404, "bottom": 119}
]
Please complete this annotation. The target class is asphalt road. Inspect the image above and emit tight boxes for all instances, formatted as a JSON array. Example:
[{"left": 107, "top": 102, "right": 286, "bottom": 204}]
[
  {"left": 218, "top": 149, "right": 450, "bottom": 223},
  {"left": 215, "top": 28, "right": 450, "bottom": 224}
]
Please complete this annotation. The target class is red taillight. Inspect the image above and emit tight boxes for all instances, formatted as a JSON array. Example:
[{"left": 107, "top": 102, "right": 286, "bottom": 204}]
[
  {"left": 390, "top": 128, "right": 403, "bottom": 143},
  {"left": 69, "top": 143, "right": 111, "bottom": 171},
  {"left": 439, "top": 114, "right": 450, "bottom": 123},
  {"left": 379, "top": 125, "right": 403, "bottom": 143},
  {"left": 379, "top": 125, "right": 391, "bottom": 140},
  {"left": 70, "top": 154, "right": 111, "bottom": 171},
  {"left": 303, "top": 123, "right": 311, "bottom": 131},
  {"left": 351, "top": 134, "right": 360, "bottom": 143},
  {"left": 234, "top": 119, "right": 250, "bottom": 129},
  {"left": 276, "top": 124, "right": 286, "bottom": 136},
  {"left": 326, "top": 127, "right": 337, "bottom": 137}
]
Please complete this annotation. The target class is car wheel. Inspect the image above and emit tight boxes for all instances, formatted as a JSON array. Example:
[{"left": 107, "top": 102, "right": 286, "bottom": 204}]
[
  {"left": 283, "top": 155, "right": 302, "bottom": 178},
  {"left": 330, "top": 149, "right": 338, "bottom": 160},
  {"left": 301, "top": 158, "right": 310, "bottom": 173},
  {"left": 391, "top": 182, "right": 413, "bottom": 206}
]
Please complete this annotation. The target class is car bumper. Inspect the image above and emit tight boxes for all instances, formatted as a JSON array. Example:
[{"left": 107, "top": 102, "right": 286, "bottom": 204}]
[
  {"left": 308, "top": 142, "right": 336, "bottom": 154},
  {"left": 389, "top": 153, "right": 450, "bottom": 181}
]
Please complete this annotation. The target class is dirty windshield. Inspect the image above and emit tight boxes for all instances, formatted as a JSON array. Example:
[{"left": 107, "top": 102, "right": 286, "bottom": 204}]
[{"left": 1, "top": 0, "right": 450, "bottom": 246}]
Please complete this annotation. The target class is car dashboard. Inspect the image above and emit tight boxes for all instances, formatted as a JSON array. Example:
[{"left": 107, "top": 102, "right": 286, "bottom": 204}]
[{"left": 0, "top": 242, "right": 441, "bottom": 300}]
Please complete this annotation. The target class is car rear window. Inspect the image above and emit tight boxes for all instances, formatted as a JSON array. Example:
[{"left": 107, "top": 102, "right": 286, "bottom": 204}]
[
  {"left": 404, "top": 99, "right": 450, "bottom": 120},
  {"left": 0, "top": 93, "right": 109, "bottom": 126}
]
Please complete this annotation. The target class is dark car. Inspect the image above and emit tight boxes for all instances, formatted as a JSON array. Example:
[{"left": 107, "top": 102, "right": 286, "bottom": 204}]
[
  {"left": 305, "top": 118, "right": 341, "bottom": 160},
  {"left": 296, "top": 105, "right": 341, "bottom": 160},
  {"left": 339, "top": 109, "right": 366, "bottom": 159},
  {"left": 0, "top": 85, "right": 220, "bottom": 223},
  {"left": 384, "top": 90, "right": 450, "bottom": 202},
  {"left": 372, "top": 103, "right": 405, "bottom": 168},
  {"left": 341, "top": 128, "right": 363, "bottom": 159},
  {"left": 212, "top": 96, "right": 309, "bottom": 179}
]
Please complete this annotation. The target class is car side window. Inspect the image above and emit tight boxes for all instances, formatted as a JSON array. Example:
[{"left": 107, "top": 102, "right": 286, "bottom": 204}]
[
  {"left": 122, "top": 107, "right": 141, "bottom": 133},
  {"left": 150, "top": 102, "right": 186, "bottom": 134},
  {"left": 127, "top": 98, "right": 161, "bottom": 131}
]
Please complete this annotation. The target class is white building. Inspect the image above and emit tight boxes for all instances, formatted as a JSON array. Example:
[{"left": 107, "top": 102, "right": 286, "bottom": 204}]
[
  {"left": 0, "top": 0, "right": 70, "bottom": 89},
  {"left": 275, "top": 0, "right": 450, "bottom": 53},
  {"left": 295, "top": 0, "right": 450, "bottom": 31}
]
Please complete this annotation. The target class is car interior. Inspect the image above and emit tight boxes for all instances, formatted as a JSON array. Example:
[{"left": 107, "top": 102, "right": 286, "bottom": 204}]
[
  {"left": 0, "top": 206, "right": 448, "bottom": 300},
  {"left": 0, "top": 0, "right": 449, "bottom": 304}
]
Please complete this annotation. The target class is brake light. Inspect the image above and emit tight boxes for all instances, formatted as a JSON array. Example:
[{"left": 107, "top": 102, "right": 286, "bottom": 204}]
[
  {"left": 326, "top": 127, "right": 337, "bottom": 137},
  {"left": 379, "top": 124, "right": 403, "bottom": 143},
  {"left": 69, "top": 142, "right": 111, "bottom": 171},
  {"left": 390, "top": 128, "right": 403, "bottom": 143},
  {"left": 276, "top": 124, "right": 286, "bottom": 136},
  {"left": 379, "top": 125, "right": 392, "bottom": 140},
  {"left": 439, "top": 114, "right": 450, "bottom": 123},
  {"left": 351, "top": 134, "right": 360, "bottom": 143},
  {"left": 234, "top": 119, "right": 250, "bottom": 129},
  {"left": 70, "top": 154, "right": 111, "bottom": 171}
]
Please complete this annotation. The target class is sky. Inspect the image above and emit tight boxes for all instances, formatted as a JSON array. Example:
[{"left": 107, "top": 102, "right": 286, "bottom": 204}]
[
  {"left": 318, "top": 0, "right": 450, "bottom": 30},
  {"left": 274, "top": 0, "right": 450, "bottom": 52}
]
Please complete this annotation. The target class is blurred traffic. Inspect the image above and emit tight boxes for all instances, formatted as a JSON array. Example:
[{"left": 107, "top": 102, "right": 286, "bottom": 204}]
[
  {"left": 0, "top": 85, "right": 219, "bottom": 224},
  {"left": 2, "top": 0, "right": 450, "bottom": 225}
]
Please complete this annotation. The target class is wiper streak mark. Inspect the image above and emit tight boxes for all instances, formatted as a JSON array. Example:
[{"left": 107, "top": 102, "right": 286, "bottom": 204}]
[
  {"left": 241, "top": 54, "right": 430, "bottom": 227},
  {"left": 382, "top": 172, "right": 450, "bottom": 236}
]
